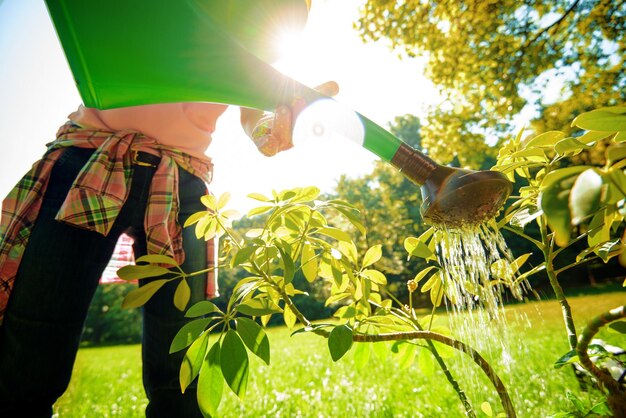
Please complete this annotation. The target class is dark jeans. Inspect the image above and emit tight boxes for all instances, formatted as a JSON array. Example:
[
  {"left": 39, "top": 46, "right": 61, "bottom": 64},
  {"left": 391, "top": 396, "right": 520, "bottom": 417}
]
[{"left": 0, "top": 147, "right": 208, "bottom": 417}]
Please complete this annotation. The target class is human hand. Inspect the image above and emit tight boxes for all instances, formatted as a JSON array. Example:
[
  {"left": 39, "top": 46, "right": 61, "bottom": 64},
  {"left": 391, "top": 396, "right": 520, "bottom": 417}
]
[{"left": 252, "top": 81, "right": 339, "bottom": 156}]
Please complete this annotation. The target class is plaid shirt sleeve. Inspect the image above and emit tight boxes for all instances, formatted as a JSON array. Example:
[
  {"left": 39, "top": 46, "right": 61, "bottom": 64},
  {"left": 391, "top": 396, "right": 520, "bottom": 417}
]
[
  {"left": 0, "top": 123, "right": 217, "bottom": 323},
  {"left": 0, "top": 151, "right": 60, "bottom": 321}
]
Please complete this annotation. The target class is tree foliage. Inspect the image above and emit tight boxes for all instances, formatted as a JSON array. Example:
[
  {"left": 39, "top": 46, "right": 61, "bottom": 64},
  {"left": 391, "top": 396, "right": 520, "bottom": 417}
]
[
  {"left": 356, "top": 0, "right": 625, "bottom": 167},
  {"left": 82, "top": 283, "right": 142, "bottom": 345}
]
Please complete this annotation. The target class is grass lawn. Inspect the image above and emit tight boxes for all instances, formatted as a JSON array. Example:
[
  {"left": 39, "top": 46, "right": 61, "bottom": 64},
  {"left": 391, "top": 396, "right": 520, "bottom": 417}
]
[{"left": 53, "top": 292, "right": 625, "bottom": 417}]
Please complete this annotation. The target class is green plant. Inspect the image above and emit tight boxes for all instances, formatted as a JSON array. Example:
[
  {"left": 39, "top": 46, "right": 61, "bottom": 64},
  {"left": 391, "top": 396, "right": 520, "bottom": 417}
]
[
  {"left": 493, "top": 106, "right": 626, "bottom": 415},
  {"left": 118, "top": 187, "right": 519, "bottom": 417}
]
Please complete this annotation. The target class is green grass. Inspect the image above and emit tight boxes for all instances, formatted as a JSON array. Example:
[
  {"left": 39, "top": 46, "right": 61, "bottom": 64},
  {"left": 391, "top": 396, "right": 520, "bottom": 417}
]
[{"left": 54, "top": 292, "right": 625, "bottom": 417}]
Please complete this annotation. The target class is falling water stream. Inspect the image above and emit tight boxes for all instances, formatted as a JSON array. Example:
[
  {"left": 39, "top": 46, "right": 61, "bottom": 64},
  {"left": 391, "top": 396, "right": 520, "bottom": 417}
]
[
  {"left": 434, "top": 223, "right": 532, "bottom": 318},
  {"left": 430, "top": 222, "right": 543, "bottom": 414}
]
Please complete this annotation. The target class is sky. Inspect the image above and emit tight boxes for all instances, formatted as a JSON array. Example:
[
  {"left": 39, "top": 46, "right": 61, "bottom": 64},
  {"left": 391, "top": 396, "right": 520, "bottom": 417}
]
[{"left": 0, "top": 0, "right": 443, "bottom": 214}]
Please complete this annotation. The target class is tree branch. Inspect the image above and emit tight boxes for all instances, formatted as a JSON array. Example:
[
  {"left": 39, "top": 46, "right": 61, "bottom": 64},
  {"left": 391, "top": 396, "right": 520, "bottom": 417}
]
[
  {"left": 576, "top": 305, "right": 626, "bottom": 416},
  {"left": 523, "top": 0, "right": 581, "bottom": 49}
]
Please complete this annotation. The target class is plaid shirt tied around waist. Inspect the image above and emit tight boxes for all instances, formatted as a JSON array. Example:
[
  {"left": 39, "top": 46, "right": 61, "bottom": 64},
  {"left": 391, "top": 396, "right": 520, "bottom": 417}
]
[{"left": 0, "top": 123, "right": 218, "bottom": 323}]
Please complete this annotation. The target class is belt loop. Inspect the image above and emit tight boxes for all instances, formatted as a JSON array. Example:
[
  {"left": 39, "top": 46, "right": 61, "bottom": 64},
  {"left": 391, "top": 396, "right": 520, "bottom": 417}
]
[{"left": 131, "top": 149, "right": 160, "bottom": 167}]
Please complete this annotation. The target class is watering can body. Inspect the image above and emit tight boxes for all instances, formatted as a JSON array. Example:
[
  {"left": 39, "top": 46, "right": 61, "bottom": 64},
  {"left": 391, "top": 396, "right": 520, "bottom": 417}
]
[
  {"left": 44, "top": 0, "right": 402, "bottom": 161},
  {"left": 45, "top": 0, "right": 306, "bottom": 110}
]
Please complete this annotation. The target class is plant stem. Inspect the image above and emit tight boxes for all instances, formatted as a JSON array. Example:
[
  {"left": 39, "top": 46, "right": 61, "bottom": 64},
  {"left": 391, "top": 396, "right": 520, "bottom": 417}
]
[
  {"left": 284, "top": 289, "right": 499, "bottom": 418},
  {"left": 546, "top": 264, "right": 577, "bottom": 349},
  {"left": 538, "top": 216, "right": 578, "bottom": 349},
  {"left": 353, "top": 331, "right": 517, "bottom": 418},
  {"left": 410, "top": 315, "right": 476, "bottom": 417},
  {"left": 282, "top": 283, "right": 478, "bottom": 417},
  {"left": 576, "top": 305, "right": 626, "bottom": 416},
  {"left": 502, "top": 225, "right": 543, "bottom": 251},
  {"left": 554, "top": 250, "right": 622, "bottom": 276},
  {"left": 377, "top": 288, "right": 475, "bottom": 415},
  {"left": 551, "top": 223, "right": 603, "bottom": 259}
]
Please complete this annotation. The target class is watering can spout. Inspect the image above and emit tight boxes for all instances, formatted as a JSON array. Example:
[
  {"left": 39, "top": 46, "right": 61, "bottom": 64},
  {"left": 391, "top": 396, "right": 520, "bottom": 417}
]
[{"left": 390, "top": 143, "right": 512, "bottom": 228}]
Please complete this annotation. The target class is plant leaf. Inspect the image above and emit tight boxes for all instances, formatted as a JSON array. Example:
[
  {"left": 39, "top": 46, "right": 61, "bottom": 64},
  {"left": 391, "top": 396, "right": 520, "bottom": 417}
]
[
  {"left": 608, "top": 321, "right": 626, "bottom": 334},
  {"left": 413, "top": 266, "right": 438, "bottom": 284},
  {"left": 216, "top": 192, "right": 230, "bottom": 210},
  {"left": 292, "top": 186, "right": 320, "bottom": 202},
  {"left": 352, "top": 342, "right": 371, "bottom": 370},
  {"left": 179, "top": 331, "right": 209, "bottom": 393},
  {"left": 220, "top": 330, "right": 249, "bottom": 398},
  {"left": 200, "top": 194, "right": 217, "bottom": 210},
  {"left": 247, "top": 205, "right": 274, "bottom": 217},
  {"left": 510, "top": 206, "right": 543, "bottom": 228},
  {"left": 404, "top": 237, "right": 434, "bottom": 259},
  {"left": 539, "top": 175, "right": 577, "bottom": 247},
  {"left": 276, "top": 244, "right": 295, "bottom": 285},
  {"left": 525, "top": 130, "right": 566, "bottom": 148},
  {"left": 554, "top": 344, "right": 610, "bottom": 368},
  {"left": 174, "top": 279, "right": 191, "bottom": 311},
  {"left": 330, "top": 205, "right": 366, "bottom": 236},
  {"left": 397, "top": 342, "right": 417, "bottom": 369},
  {"left": 554, "top": 137, "right": 590, "bottom": 156},
  {"left": 578, "top": 130, "right": 612, "bottom": 145},
  {"left": 362, "top": 244, "right": 382, "bottom": 268},
  {"left": 540, "top": 166, "right": 588, "bottom": 190},
  {"left": 186, "top": 300, "right": 223, "bottom": 318},
  {"left": 566, "top": 391, "right": 586, "bottom": 412},
  {"left": 481, "top": 401, "right": 494, "bottom": 417},
  {"left": 338, "top": 241, "right": 359, "bottom": 265},
  {"left": 333, "top": 305, "right": 356, "bottom": 319},
  {"left": 301, "top": 243, "right": 318, "bottom": 283},
  {"left": 361, "top": 269, "right": 387, "bottom": 285},
  {"left": 421, "top": 272, "right": 444, "bottom": 306},
  {"left": 247, "top": 192, "right": 271, "bottom": 202},
  {"left": 197, "top": 341, "right": 223, "bottom": 417},
  {"left": 135, "top": 254, "right": 179, "bottom": 266},
  {"left": 122, "top": 279, "right": 168, "bottom": 309},
  {"left": 117, "top": 265, "right": 170, "bottom": 281},
  {"left": 589, "top": 401, "right": 612, "bottom": 415},
  {"left": 572, "top": 107, "right": 626, "bottom": 131},
  {"left": 418, "top": 348, "right": 435, "bottom": 377},
  {"left": 569, "top": 169, "right": 603, "bottom": 225},
  {"left": 328, "top": 324, "right": 353, "bottom": 361},
  {"left": 588, "top": 209, "right": 611, "bottom": 248},
  {"left": 316, "top": 227, "right": 352, "bottom": 243},
  {"left": 606, "top": 143, "right": 626, "bottom": 165},
  {"left": 183, "top": 211, "right": 208, "bottom": 228},
  {"left": 231, "top": 246, "right": 258, "bottom": 268},
  {"left": 236, "top": 317, "right": 270, "bottom": 365},
  {"left": 236, "top": 298, "right": 283, "bottom": 316},
  {"left": 283, "top": 303, "right": 297, "bottom": 329},
  {"left": 169, "top": 317, "right": 212, "bottom": 354}
]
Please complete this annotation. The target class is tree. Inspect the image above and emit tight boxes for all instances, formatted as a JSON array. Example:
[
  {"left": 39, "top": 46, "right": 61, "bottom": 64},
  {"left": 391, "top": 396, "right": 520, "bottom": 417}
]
[{"left": 356, "top": 0, "right": 625, "bottom": 168}]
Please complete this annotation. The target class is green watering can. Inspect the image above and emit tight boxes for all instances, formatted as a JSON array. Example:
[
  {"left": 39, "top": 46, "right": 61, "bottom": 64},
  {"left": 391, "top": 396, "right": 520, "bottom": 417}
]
[{"left": 44, "top": 0, "right": 511, "bottom": 227}]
